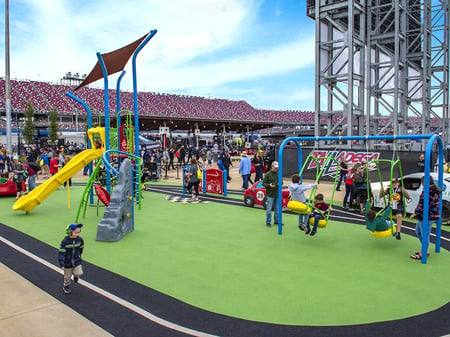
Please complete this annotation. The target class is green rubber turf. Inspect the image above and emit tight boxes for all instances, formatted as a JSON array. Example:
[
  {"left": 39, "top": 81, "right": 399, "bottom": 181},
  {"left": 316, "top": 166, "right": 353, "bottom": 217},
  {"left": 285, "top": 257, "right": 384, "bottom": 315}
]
[{"left": 2, "top": 186, "right": 450, "bottom": 326}]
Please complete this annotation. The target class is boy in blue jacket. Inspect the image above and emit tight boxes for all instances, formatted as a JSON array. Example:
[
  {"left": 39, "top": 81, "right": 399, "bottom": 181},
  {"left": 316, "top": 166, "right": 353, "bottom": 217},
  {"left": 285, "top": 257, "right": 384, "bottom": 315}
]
[{"left": 58, "top": 223, "right": 84, "bottom": 294}]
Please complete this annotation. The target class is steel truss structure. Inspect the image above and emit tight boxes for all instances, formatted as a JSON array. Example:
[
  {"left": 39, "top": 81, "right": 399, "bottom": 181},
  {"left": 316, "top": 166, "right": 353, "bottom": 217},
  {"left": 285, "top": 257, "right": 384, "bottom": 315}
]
[{"left": 307, "top": 0, "right": 449, "bottom": 150}]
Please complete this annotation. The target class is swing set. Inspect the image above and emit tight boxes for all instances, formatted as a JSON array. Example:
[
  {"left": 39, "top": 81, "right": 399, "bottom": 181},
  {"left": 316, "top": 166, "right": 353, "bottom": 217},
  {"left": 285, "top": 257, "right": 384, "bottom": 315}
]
[{"left": 277, "top": 134, "right": 445, "bottom": 264}]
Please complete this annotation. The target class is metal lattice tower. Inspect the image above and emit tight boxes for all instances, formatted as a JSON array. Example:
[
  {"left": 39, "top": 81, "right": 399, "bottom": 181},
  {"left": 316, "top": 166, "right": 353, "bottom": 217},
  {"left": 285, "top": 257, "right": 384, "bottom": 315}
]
[{"left": 307, "top": 0, "right": 449, "bottom": 150}]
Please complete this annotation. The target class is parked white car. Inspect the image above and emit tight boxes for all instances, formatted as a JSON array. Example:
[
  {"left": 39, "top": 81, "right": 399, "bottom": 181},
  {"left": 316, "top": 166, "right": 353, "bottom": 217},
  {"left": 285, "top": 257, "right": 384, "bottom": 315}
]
[{"left": 370, "top": 172, "right": 450, "bottom": 225}]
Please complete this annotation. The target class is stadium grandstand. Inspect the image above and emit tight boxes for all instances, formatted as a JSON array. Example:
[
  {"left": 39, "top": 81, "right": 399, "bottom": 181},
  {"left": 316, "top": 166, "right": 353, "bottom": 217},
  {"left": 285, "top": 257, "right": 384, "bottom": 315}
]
[{"left": 0, "top": 78, "right": 442, "bottom": 136}]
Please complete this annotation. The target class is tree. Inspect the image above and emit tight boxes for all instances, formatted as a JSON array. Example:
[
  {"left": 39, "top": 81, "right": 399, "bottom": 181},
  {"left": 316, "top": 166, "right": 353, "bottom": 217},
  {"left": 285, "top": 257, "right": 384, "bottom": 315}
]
[
  {"left": 48, "top": 108, "right": 59, "bottom": 145},
  {"left": 22, "top": 101, "right": 36, "bottom": 145}
]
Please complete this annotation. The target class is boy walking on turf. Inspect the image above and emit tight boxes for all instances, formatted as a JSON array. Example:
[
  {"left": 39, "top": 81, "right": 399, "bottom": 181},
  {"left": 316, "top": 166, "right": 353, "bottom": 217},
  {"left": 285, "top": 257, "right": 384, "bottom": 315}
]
[{"left": 58, "top": 223, "right": 84, "bottom": 294}]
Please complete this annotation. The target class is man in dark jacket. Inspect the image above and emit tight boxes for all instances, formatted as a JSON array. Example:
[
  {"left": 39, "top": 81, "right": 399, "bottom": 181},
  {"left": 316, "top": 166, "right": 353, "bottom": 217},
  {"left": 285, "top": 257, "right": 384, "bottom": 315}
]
[
  {"left": 220, "top": 148, "right": 233, "bottom": 182},
  {"left": 263, "top": 161, "right": 280, "bottom": 227}
]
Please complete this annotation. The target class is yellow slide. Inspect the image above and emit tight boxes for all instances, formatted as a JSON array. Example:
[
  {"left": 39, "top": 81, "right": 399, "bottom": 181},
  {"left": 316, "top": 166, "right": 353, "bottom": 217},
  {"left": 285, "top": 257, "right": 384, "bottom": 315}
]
[{"left": 12, "top": 148, "right": 104, "bottom": 212}]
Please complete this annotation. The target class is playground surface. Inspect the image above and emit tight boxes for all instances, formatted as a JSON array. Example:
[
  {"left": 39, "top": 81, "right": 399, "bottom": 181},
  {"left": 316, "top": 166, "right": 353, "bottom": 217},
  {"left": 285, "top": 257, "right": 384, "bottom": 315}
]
[{"left": 1, "top": 166, "right": 450, "bottom": 336}]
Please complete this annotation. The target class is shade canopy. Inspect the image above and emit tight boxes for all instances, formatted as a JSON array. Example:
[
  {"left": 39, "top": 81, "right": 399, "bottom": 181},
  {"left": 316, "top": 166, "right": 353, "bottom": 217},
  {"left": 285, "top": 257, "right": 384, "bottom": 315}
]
[{"left": 74, "top": 33, "right": 149, "bottom": 91}]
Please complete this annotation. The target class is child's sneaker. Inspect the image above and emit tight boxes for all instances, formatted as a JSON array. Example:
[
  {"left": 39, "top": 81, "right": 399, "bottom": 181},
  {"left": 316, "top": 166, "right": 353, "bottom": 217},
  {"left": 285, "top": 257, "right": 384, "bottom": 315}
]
[
  {"left": 298, "top": 224, "right": 306, "bottom": 231},
  {"left": 310, "top": 230, "right": 317, "bottom": 236},
  {"left": 305, "top": 228, "right": 311, "bottom": 235},
  {"left": 396, "top": 232, "right": 401, "bottom": 240},
  {"left": 63, "top": 285, "right": 72, "bottom": 294},
  {"left": 73, "top": 276, "right": 79, "bottom": 283}
]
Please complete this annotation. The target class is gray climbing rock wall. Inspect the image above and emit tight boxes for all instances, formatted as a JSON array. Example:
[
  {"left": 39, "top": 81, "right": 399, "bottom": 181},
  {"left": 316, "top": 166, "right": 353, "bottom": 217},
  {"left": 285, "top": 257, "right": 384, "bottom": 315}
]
[{"left": 96, "top": 158, "right": 134, "bottom": 242}]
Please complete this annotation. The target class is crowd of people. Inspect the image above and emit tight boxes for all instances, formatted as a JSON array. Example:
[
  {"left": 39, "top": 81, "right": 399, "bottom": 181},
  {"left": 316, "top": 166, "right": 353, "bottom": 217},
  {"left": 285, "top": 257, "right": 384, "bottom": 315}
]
[
  {"left": 0, "top": 142, "right": 84, "bottom": 199},
  {"left": 141, "top": 140, "right": 275, "bottom": 185}
]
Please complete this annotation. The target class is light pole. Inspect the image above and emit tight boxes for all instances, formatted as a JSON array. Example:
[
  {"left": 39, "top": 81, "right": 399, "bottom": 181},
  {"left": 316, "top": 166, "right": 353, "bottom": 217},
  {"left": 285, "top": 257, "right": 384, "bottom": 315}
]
[
  {"left": 5, "top": 0, "right": 12, "bottom": 153},
  {"left": 16, "top": 113, "right": 21, "bottom": 155}
]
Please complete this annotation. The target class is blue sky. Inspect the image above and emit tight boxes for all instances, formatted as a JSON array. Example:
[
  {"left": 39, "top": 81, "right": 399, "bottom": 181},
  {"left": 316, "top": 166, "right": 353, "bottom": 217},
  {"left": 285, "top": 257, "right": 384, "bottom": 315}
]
[{"left": 0, "top": 0, "right": 316, "bottom": 111}]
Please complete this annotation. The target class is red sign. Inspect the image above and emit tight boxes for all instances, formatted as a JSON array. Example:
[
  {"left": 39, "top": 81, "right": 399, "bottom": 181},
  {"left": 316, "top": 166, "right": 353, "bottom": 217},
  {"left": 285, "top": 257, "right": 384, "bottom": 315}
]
[{"left": 204, "top": 168, "right": 224, "bottom": 195}]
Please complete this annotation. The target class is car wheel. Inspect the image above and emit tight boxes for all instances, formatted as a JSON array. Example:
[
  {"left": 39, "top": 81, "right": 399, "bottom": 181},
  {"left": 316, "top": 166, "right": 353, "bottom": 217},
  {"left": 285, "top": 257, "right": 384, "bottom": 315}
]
[
  {"left": 442, "top": 201, "right": 450, "bottom": 225},
  {"left": 262, "top": 197, "right": 267, "bottom": 210},
  {"left": 244, "top": 195, "right": 255, "bottom": 207}
]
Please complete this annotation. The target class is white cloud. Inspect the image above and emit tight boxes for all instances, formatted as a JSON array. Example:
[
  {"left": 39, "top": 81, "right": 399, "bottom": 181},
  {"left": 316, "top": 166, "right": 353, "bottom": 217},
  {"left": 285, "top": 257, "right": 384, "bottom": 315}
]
[{"left": 138, "top": 35, "right": 315, "bottom": 91}]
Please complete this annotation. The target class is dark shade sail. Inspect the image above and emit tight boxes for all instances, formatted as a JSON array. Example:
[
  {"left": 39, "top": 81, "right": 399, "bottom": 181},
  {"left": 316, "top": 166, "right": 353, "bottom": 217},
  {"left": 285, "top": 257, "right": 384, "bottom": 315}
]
[{"left": 74, "top": 33, "right": 148, "bottom": 91}]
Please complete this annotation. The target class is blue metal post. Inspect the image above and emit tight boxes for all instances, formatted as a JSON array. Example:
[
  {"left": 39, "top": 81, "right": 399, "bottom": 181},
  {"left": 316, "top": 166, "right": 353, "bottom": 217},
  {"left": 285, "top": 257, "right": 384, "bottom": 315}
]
[
  {"left": 421, "top": 134, "right": 444, "bottom": 263},
  {"left": 223, "top": 169, "right": 228, "bottom": 196},
  {"left": 116, "top": 70, "right": 126, "bottom": 148},
  {"left": 182, "top": 166, "right": 187, "bottom": 198},
  {"left": 131, "top": 29, "right": 157, "bottom": 207},
  {"left": 202, "top": 168, "right": 206, "bottom": 193},
  {"left": 131, "top": 29, "right": 157, "bottom": 158},
  {"left": 65, "top": 92, "right": 93, "bottom": 129},
  {"left": 115, "top": 70, "right": 126, "bottom": 172},
  {"left": 96, "top": 52, "right": 111, "bottom": 195},
  {"left": 277, "top": 139, "right": 302, "bottom": 235},
  {"left": 65, "top": 92, "right": 95, "bottom": 204}
]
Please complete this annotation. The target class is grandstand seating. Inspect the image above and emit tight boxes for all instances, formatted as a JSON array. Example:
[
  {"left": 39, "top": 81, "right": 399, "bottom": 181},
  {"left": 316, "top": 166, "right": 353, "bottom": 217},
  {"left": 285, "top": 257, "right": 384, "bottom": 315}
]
[{"left": 0, "top": 78, "right": 440, "bottom": 132}]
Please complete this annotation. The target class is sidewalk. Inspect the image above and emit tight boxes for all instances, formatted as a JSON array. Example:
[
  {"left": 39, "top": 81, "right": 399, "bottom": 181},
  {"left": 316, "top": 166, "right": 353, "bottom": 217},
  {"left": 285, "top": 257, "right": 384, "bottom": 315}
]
[{"left": 0, "top": 262, "right": 112, "bottom": 337}]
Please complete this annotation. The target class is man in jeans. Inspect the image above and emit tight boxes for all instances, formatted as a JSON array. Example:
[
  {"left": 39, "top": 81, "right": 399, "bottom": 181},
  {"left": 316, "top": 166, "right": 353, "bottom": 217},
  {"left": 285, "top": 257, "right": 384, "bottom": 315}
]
[{"left": 263, "top": 161, "right": 280, "bottom": 227}]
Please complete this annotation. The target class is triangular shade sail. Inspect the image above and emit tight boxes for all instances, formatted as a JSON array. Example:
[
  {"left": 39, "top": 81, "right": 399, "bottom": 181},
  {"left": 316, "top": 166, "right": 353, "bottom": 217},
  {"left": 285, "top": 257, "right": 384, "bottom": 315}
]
[{"left": 74, "top": 33, "right": 148, "bottom": 91}]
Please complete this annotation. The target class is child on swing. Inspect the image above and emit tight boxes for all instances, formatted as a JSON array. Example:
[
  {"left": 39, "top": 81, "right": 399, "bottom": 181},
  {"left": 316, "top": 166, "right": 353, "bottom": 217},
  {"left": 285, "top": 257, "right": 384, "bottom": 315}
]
[
  {"left": 288, "top": 173, "right": 317, "bottom": 231},
  {"left": 306, "top": 193, "right": 332, "bottom": 236},
  {"left": 365, "top": 200, "right": 393, "bottom": 232}
]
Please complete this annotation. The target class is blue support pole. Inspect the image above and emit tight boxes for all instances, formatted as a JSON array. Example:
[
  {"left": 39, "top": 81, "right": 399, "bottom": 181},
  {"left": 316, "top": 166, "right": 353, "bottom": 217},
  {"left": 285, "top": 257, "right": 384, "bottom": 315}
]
[
  {"left": 65, "top": 92, "right": 95, "bottom": 204},
  {"left": 223, "top": 169, "right": 228, "bottom": 197},
  {"left": 116, "top": 70, "right": 126, "bottom": 149},
  {"left": 96, "top": 52, "right": 111, "bottom": 195},
  {"left": 421, "top": 134, "right": 444, "bottom": 263},
  {"left": 202, "top": 168, "right": 206, "bottom": 193},
  {"left": 131, "top": 29, "right": 157, "bottom": 158},
  {"left": 115, "top": 70, "right": 126, "bottom": 171},
  {"left": 65, "top": 92, "right": 93, "bottom": 129},
  {"left": 182, "top": 166, "right": 187, "bottom": 198},
  {"left": 277, "top": 139, "right": 302, "bottom": 234}
]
